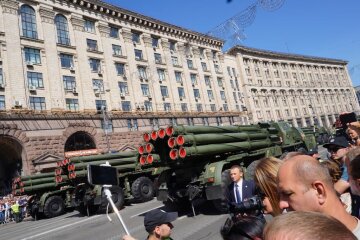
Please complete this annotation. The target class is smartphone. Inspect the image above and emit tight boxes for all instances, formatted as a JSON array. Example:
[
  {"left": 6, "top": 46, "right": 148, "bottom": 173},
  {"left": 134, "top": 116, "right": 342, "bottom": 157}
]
[
  {"left": 339, "top": 112, "right": 357, "bottom": 127},
  {"left": 87, "top": 165, "right": 118, "bottom": 186}
]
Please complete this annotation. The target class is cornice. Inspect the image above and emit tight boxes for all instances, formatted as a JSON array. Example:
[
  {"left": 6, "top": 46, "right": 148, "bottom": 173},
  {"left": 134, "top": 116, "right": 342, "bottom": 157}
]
[
  {"left": 39, "top": 6, "right": 55, "bottom": 24},
  {"left": 228, "top": 45, "right": 348, "bottom": 65},
  {"left": 1, "top": 0, "right": 19, "bottom": 15},
  {"left": 59, "top": 0, "right": 223, "bottom": 48}
]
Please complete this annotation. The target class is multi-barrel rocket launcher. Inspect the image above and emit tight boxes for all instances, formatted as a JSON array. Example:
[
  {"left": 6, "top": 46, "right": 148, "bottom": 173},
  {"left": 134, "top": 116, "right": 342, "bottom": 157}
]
[
  {"left": 53, "top": 150, "right": 159, "bottom": 216},
  {"left": 12, "top": 172, "right": 63, "bottom": 196},
  {"left": 138, "top": 122, "right": 315, "bottom": 212}
]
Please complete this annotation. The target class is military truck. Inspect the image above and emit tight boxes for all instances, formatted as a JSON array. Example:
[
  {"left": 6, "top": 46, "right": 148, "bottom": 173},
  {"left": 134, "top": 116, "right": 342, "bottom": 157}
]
[
  {"left": 13, "top": 151, "right": 159, "bottom": 219},
  {"left": 138, "top": 122, "right": 315, "bottom": 212}
]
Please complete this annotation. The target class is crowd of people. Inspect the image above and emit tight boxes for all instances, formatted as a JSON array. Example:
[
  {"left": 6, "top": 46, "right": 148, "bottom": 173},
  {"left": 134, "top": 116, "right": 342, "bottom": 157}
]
[
  {"left": 0, "top": 194, "right": 28, "bottom": 224},
  {"left": 122, "top": 118, "right": 360, "bottom": 240}
]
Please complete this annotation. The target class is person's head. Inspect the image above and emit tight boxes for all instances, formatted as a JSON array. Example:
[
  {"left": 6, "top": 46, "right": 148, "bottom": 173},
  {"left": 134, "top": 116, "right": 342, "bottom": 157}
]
[
  {"left": 319, "top": 160, "right": 341, "bottom": 184},
  {"left": 277, "top": 155, "right": 335, "bottom": 212},
  {"left": 279, "top": 151, "right": 304, "bottom": 161},
  {"left": 230, "top": 165, "right": 243, "bottom": 182},
  {"left": 323, "top": 136, "right": 350, "bottom": 162},
  {"left": 221, "top": 215, "right": 265, "bottom": 240},
  {"left": 347, "top": 127, "right": 360, "bottom": 144},
  {"left": 254, "top": 157, "right": 283, "bottom": 216},
  {"left": 144, "top": 209, "right": 178, "bottom": 239},
  {"left": 263, "top": 211, "right": 356, "bottom": 240}
]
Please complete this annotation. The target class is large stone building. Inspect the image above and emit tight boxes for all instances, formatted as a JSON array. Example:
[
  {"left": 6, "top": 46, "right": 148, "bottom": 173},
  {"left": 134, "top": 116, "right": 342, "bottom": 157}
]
[{"left": 0, "top": 0, "right": 358, "bottom": 194}]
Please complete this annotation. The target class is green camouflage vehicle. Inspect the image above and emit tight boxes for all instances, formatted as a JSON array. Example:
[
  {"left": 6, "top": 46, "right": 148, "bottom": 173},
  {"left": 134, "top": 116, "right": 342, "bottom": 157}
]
[{"left": 138, "top": 122, "right": 315, "bottom": 212}]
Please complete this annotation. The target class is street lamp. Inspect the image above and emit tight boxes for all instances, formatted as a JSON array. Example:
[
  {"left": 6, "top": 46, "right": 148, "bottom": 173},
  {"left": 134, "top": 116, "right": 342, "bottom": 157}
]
[{"left": 94, "top": 81, "right": 111, "bottom": 153}]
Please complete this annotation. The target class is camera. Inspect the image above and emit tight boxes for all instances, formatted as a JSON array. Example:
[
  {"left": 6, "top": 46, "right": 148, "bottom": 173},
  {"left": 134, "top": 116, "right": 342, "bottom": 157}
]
[
  {"left": 230, "top": 195, "right": 264, "bottom": 215},
  {"left": 87, "top": 164, "right": 118, "bottom": 186}
]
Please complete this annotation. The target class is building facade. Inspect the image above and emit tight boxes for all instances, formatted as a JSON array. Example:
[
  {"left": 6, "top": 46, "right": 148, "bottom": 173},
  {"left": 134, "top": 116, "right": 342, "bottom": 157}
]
[{"left": 0, "top": 0, "right": 358, "bottom": 194}]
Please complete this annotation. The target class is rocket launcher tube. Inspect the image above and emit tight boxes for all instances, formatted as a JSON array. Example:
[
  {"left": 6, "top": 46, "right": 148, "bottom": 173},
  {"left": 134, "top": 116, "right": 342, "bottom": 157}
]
[
  {"left": 69, "top": 151, "right": 138, "bottom": 163},
  {"left": 178, "top": 140, "right": 273, "bottom": 158},
  {"left": 151, "top": 130, "right": 158, "bottom": 141},
  {"left": 158, "top": 128, "right": 166, "bottom": 139},
  {"left": 146, "top": 154, "right": 160, "bottom": 164},
  {"left": 71, "top": 156, "right": 138, "bottom": 169},
  {"left": 20, "top": 177, "right": 57, "bottom": 187},
  {"left": 70, "top": 163, "right": 138, "bottom": 178},
  {"left": 145, "top": 143, "right": 154, "bottom": 153},
  {"left": 143, "top": 133, "right": 151, "bottom": 142},
  {"left": 166, "top": 125, "right": 262, "bottom": 137},
  {"left": 18, "top": 172, "right": 56, "bottom": 181},
  {"left": 176, "top": 132, "right": 269, "bottom": 146}
]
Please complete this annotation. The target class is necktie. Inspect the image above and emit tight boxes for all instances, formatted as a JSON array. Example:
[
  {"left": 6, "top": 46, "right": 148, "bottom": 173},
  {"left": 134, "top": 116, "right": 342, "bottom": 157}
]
[{"left": 235, "top": 183, "right": 242, "bottom": 203}]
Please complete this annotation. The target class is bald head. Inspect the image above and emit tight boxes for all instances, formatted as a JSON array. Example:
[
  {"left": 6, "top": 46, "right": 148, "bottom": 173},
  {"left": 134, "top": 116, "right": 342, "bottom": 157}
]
[{"left": 280, "top": 155, "right": 333, "bottom": 189}]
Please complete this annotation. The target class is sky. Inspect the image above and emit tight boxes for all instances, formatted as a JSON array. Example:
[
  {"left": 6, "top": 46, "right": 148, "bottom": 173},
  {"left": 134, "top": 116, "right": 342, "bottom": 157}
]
[{"left": 104, "top": 0, "right": 360, "bottom": 86}]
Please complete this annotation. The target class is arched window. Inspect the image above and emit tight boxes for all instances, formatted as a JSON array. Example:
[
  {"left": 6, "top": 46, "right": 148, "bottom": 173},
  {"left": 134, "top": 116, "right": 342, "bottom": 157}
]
[
  {"left": 20, "top": 5, "right": 38, "bottom": 39},
  {"left": 55, "top": 14, "right": 70, "bottom": 45}
]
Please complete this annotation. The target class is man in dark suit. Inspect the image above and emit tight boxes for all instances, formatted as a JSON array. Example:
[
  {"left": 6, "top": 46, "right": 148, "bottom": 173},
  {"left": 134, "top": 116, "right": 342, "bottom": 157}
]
[{"left": 226, "top": 165, "right": 256, "bottom": 209}]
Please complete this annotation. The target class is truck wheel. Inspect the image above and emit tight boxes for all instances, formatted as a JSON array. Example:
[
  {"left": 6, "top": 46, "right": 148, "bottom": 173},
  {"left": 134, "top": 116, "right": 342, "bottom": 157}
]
[
  {"left": 107, "top": 186, "right": 125, "bottom": 210},
  {"left": 43, "top": 196, "right": 65, "bottom": 218},
  {"left": 77, "top": 204, "right": 100, "bottom": 216},
  {"left": 212, "top": 169, "right": 231, "bottom": 213},
  {"left": 131, "top": 176, "right": 154, "bottom": 202}
]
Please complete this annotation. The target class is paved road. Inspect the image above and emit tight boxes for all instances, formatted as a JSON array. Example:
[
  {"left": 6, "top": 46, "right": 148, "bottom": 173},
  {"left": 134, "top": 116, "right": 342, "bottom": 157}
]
[{"left": 0, "top": 199, "right": 228, "bottom": 240}]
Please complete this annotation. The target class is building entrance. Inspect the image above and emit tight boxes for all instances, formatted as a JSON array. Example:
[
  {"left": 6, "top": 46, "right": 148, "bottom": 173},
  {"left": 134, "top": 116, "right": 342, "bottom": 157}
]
[{"left": 0, "top": 137, "right": 23, "bottom": 195}]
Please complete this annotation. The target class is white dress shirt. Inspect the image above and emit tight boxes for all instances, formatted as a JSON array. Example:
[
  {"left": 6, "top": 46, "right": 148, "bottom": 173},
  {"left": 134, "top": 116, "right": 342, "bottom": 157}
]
[{"left": 234, "top": 179, "right": 243, "bottom": 203}]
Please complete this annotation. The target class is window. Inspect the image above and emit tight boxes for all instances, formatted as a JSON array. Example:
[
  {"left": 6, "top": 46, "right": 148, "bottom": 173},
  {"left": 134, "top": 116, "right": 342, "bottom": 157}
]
[
  {"left": 95, "top": 100, "right": 107, "bottom": 111},
  {"left": 141, "top": 84, "right": 150, "bottom": 96},
  {"left": 115, "top": 63, "right": 125, "bottom": 75},
  {"left": 121, "top": 101, "right": 131, "bottom": 111},
  {"left": 193, "top": 89, "right": 200, "bottom": 99},
  {"left": 89, "top": 58, "right": 101, "bottom": 72},
  {"left": 187, "top": 117, "right": 194, "bottom": 126},
  {"left": 227, "top": 66, "right": 232, "bottom": 77},
  {"left": 110, "top": 26, "right": 119, "bottom": 38},
  {"left": 181, "top": 103, "right": 188, "bottom": 112},
  {"left": 55, "top": 15, "right": 70, "bottom": 45},
  {"left": 157, "top": 69, "right": 166, "bottom": 82},
  {"left": 30, "top": 97, "right": 46, "bottom": 110},
  {"left": 201, "top": 62, "right": 208, "bottom": 71},
  {"left": 20, "top": 5, "right": 38, "bottom": 39},
  {"left": 220, "top": 91, "right": 226, "bottom": 100},
  {"left": 190, "top": 74, "right": 197, "bottom": 85},
  {"left": 84, "top": 19, "right": 95, "bottom": 33},
  {"left": 274, "top": 70, "right": 280, "bottom": 78},
  {"left": 232, "top": 68, "right": 236, "bottom": 77},
  {"left": 245, "top": 68, "right": 251, "bottom": 76},
  {"left": 169, "top": 41, "right": 176, "bottom": 51},
  {"left": 127, "top": 119, "right": 138, "bottom": 130},
  {"left": 112, "top": 45, "right": 122, "bottom": 56},
  {"left": 164, "top": 103, "right": 171, "bottom": 112},
  {"left": 0, "top": 95, "right": 4, "bottom": 110},
  {"left": 138, "top": 66, "right": 147, "bottom": 79},
  {"left": 93, "top": 79, "right": 104, "bottom": 92},
  {"left": 175, "top": 71, "right": 183, "bottom": 83},
  {"left": 0, "top": 69, "right": 3, "bottom": 85},
  {"left": 187, "top": 59, "right": 194, "bottom": 69},
  {"left": 27, "top": 72, "right": 43, "bottom": 88},
  {"left": 207, "top": 90, "right": 214, "bottom": 100},
  {"left": 216, "top": 117, "right": 223, "bottom": 126},
  {"left": 60, "top": 53, "right": 73, "bottom": 68},
  {"left": 223, "top": 104, "right": 229, "bottom": 111},
  {"left": 144, "top": 101, "right": 153, "bottom": 111},
  {"left": 132, "top": 32, "right": 140, "bottom": 43},
  {"left": 215, "top": 64, "right": 220, "bottom": 73},
  {"left": 160, "top": 86, "right": 169, "bottom": 97},
  {"left": 265, "top": 69, "right": 270, "bottom": 78},
  {"left": 255, "top": 68, "right": 261, "bottom": 77},
  {"left": 134, "top": 49, "right": 143, "bottom": 60},
  {"left": 178, "top": 87, "right": 185, "bottom": 98},
  {"left": 202, "top": 117, "right": 209, "bottom": 126},
  {"left": 233, "top": 92, "right": 237, "bottom": 102},
  {"left": 152, "top": 37, "right": 159, "bottom": 48},
  {"left": 87, "top": 39, "right": 98, "bottom": 51},
  {"left": 217, "top": 78, "right": 223, "bottom": 87},
  {"left": 205, "top": 76, "right": 211, "bottom": 87},
  {"left": 65, "top": 98, "right": 79, "bottom": 111},
  {"left": 200, "top": 48, "right": 205, "bottom": 58},
  {"left": 24, "top": 47, "right": 41, "bottom": 64},
  {"left": 154, "top": 53, "right": 162, "bottom": 64},
  {"left": 63, "top": 76, "right": 76, "bottom": 90},
  {"left": 171, "top": 56, "right": 179, "bottom": 66},
  {"left": 196, "top": 103, "right": 203, "bottom": 112},
  {"left": 210, "top": 104, "right": 216, "bottom": 112},
  {"left": 118, "top": 82, "right": 128, "bottom": 95}
]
